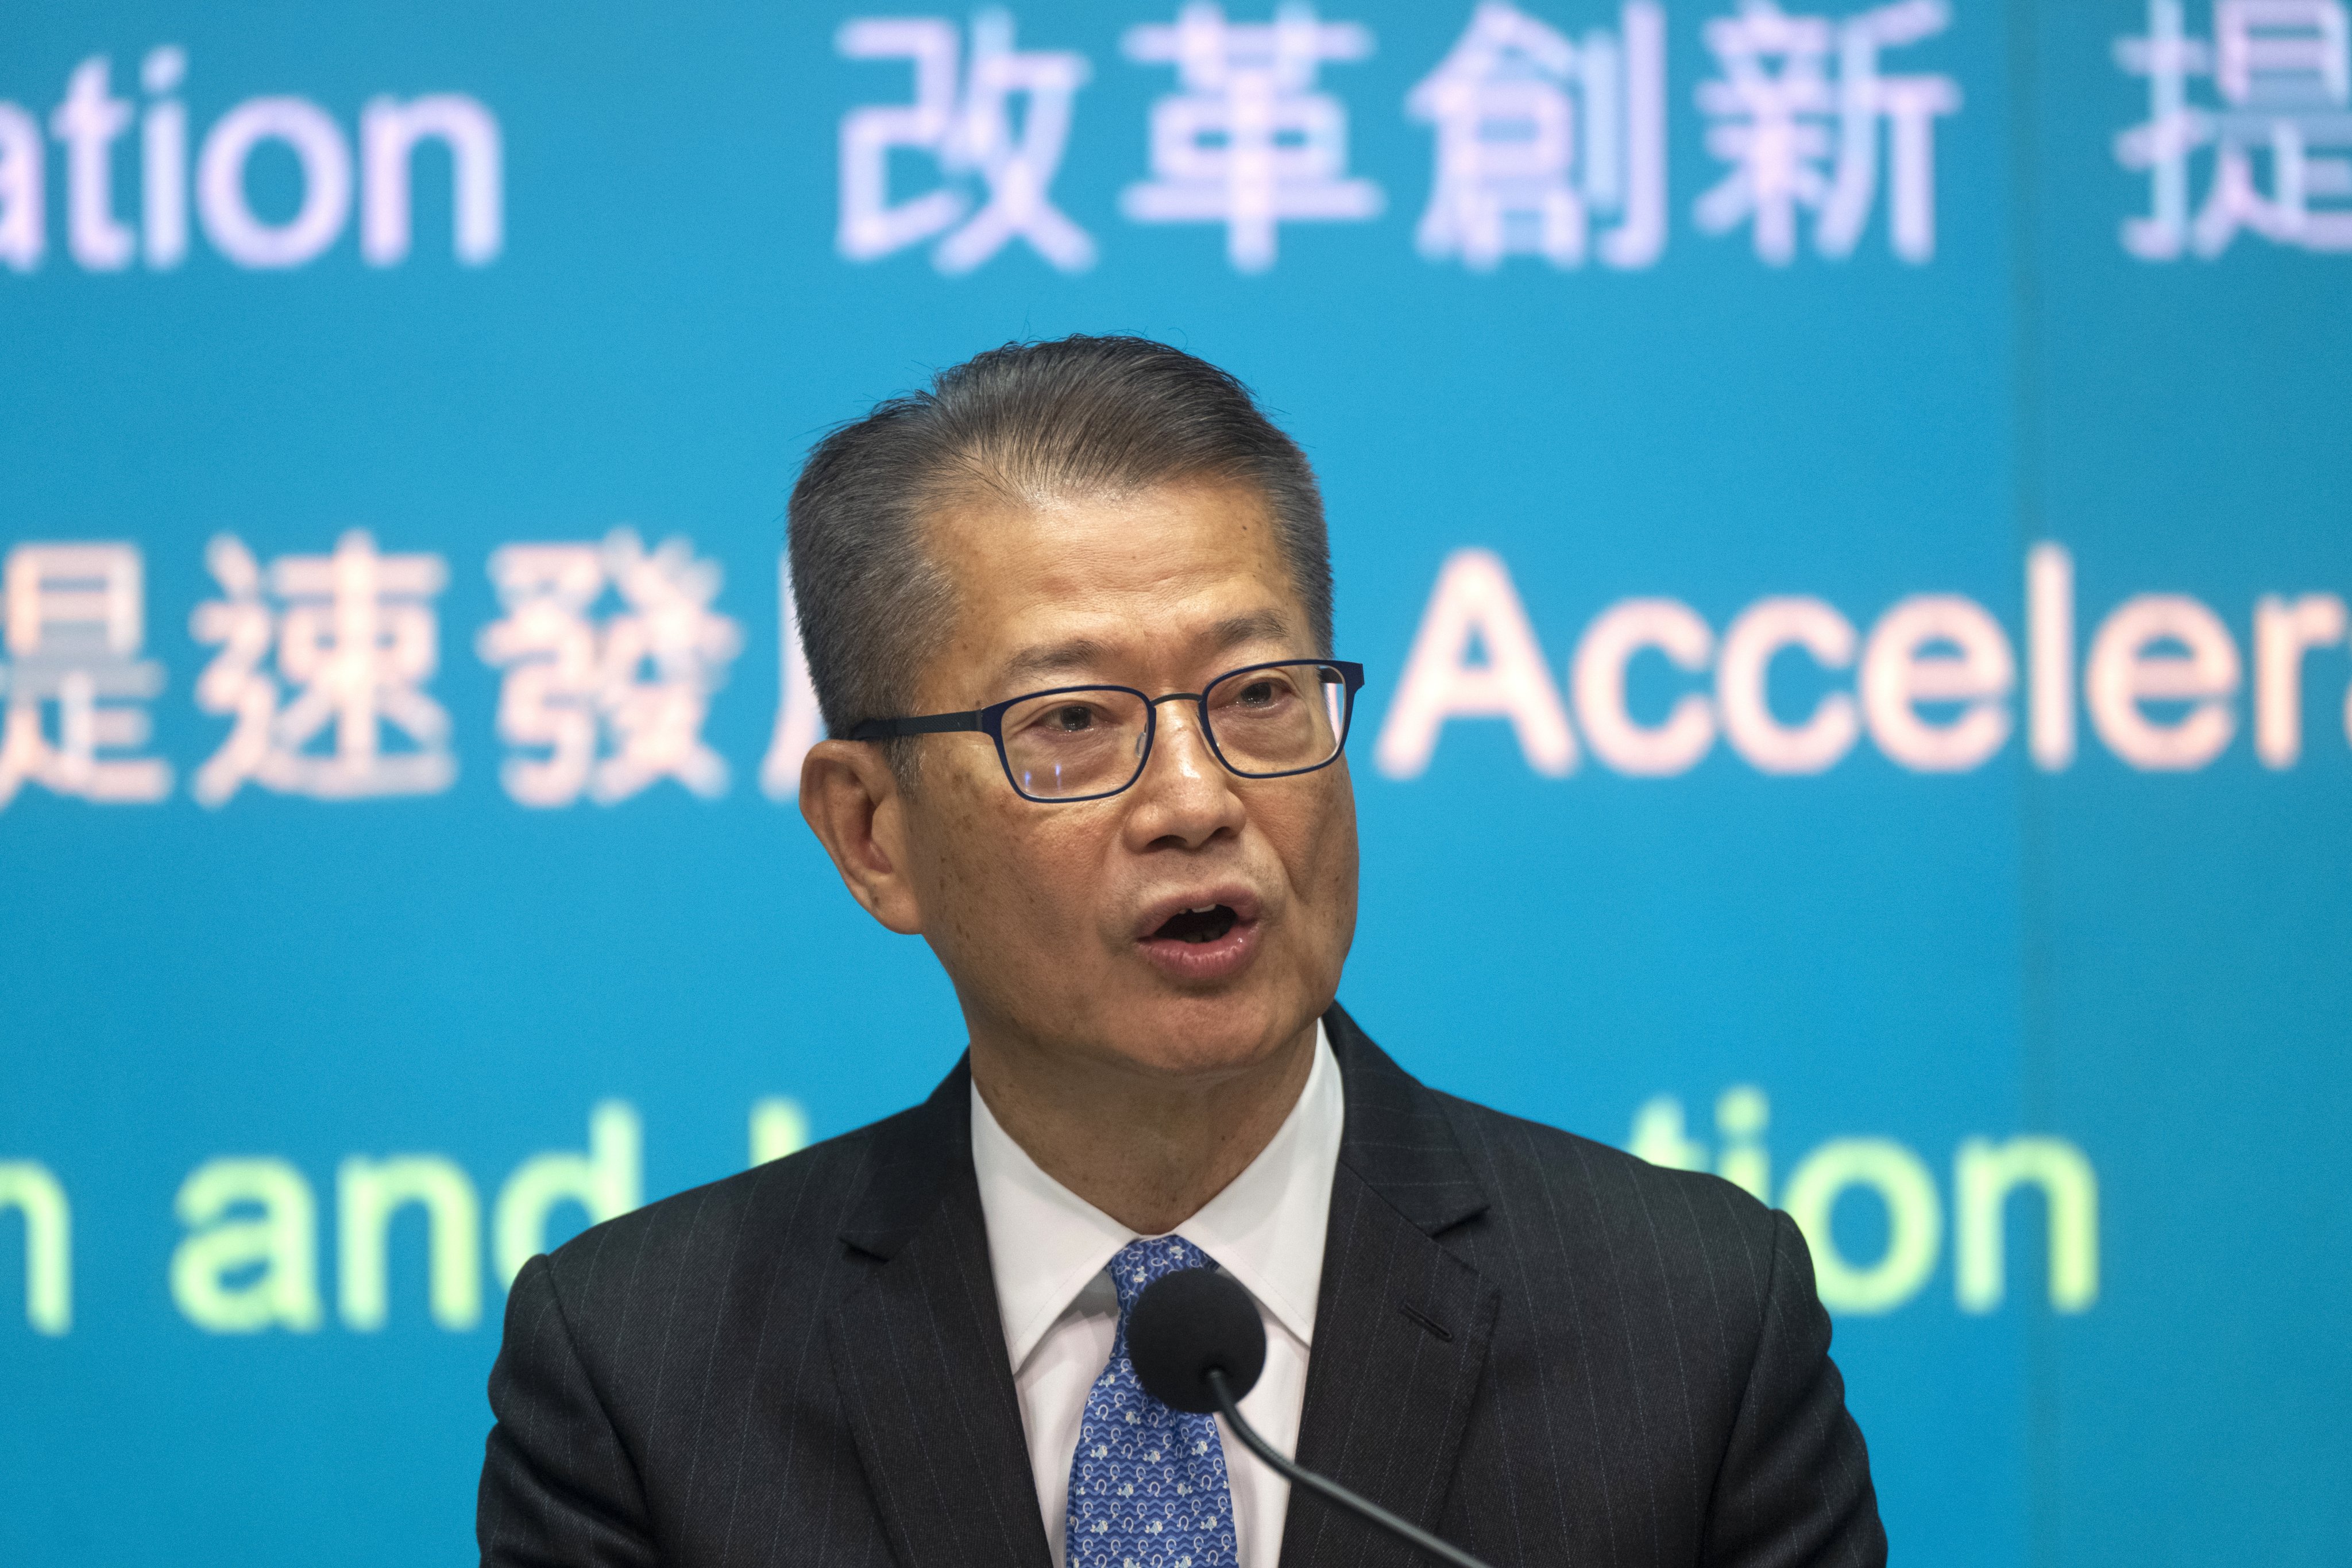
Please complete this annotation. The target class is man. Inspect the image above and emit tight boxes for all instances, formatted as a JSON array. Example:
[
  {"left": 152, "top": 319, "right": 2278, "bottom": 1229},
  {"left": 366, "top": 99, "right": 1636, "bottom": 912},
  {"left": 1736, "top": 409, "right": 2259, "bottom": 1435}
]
[{"left": 477, "top": 336, "right": 1883, "bottom": 1568}]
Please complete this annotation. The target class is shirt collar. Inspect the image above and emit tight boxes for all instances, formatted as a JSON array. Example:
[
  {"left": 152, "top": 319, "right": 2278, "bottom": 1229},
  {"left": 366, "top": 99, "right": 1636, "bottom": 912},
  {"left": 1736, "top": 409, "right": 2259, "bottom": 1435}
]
[{"left": 970, "top": 1019, "right": 1344, "bottom": 1374}]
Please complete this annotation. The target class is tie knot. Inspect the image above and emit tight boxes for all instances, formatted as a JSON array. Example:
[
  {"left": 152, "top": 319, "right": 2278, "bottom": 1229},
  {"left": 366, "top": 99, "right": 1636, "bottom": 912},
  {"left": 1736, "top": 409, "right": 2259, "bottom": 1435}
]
[{"left": 1109, "top": 1234, "right": 1215, "bottom": 1316}]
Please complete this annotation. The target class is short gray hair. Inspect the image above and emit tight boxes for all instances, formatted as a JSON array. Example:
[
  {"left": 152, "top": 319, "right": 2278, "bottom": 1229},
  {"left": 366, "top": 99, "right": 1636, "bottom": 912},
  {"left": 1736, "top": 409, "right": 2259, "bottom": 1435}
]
[{"left": 787, "top": 335, "right": 1335, "bottom": 748}]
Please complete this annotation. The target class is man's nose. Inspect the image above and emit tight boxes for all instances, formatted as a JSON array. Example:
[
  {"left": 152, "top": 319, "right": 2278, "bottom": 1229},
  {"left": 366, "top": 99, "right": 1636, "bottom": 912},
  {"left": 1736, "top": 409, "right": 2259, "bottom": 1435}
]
[{"left": 1125, "top": 701, "right": 1246, "bottom": 848}]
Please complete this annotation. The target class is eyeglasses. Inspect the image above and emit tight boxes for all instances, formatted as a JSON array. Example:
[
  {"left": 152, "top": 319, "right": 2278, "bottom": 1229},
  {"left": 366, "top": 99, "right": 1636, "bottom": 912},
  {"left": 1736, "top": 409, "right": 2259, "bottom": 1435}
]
[{"left": 847, "top": 659, "right": 1366, "bottom": 804}]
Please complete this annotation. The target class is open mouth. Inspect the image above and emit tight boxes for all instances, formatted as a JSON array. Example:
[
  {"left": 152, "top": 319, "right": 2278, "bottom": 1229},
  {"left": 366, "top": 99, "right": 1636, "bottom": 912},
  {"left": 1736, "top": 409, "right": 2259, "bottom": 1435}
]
[
  {"left": 1153, "top": 905, "right": 1239, "bottom": 944},
  {"left": 1134, "top": 891, "right": 1261, "bottom": 980}
]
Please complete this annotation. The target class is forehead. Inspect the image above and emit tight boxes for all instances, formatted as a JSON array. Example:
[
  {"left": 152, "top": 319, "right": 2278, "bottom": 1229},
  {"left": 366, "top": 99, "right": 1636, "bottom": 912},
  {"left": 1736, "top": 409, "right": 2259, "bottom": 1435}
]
[{"left": 921, "top": 480, "right": 1305, "bottom": 686}]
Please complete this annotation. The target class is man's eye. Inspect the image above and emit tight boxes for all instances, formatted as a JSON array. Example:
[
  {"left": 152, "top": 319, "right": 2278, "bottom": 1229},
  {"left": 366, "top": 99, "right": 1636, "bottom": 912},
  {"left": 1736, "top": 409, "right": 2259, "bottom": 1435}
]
[
  {"left": 1049, "top": 705, "right": 1096, "bottom": 731},
  {"left": 1235, "top": 681, "right": 1280, "bottom": 706}
]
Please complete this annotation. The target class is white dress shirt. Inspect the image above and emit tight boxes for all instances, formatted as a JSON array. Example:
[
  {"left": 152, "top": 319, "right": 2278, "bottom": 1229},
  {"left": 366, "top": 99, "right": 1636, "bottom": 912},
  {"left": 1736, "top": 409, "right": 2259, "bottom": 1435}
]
[{"left": 970, "top": 1022, "right": 1344, "bottom": 1568}]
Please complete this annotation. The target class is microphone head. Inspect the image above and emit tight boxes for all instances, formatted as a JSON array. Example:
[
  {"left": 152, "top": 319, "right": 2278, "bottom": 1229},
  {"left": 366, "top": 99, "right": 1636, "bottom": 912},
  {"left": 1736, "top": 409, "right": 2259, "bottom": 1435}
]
[{"left": 1126, "top": 1266, "right": 1268, "bottom": 1415}]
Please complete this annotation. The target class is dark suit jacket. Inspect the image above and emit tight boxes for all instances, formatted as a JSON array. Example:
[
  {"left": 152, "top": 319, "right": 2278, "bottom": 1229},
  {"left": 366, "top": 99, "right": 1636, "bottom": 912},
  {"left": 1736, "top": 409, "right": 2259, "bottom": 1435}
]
[{"left": 479, "top": 1006, "right": 1883, "bottom": 1568}]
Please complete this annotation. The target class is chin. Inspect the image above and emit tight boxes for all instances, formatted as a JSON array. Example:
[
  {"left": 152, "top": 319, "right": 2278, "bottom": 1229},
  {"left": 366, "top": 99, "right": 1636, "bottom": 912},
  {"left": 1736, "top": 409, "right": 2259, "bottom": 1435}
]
[{"left": 1100, "top": 985, "right": 1319, "bottom": 1082}]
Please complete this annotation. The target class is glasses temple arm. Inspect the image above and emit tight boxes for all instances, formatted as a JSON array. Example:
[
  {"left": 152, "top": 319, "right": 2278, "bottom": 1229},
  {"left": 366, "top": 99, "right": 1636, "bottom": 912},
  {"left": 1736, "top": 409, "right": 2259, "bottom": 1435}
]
[{"left": 845, "top": 710, "right": 987, "bottom": 741}]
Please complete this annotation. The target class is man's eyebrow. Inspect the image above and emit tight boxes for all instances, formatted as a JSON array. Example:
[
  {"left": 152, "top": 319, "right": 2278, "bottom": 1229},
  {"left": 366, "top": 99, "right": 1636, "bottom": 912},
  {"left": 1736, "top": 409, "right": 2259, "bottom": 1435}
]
[
  {"left": 997, "top": 637, "right": 1117, "bottom": 689},
  {"left": 991, "top": 611, "right": 1302, "bottom": 692},
  {"left": 1203, "top": 610, "right": 1298, "bottom": 653}
]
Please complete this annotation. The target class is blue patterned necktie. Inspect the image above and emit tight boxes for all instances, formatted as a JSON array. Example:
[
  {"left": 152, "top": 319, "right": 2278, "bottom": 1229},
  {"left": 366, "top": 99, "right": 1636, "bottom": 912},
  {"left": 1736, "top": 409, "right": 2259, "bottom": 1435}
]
[{"left": 1065, "top": 1235, "right": 1241, "bottom": 1568}]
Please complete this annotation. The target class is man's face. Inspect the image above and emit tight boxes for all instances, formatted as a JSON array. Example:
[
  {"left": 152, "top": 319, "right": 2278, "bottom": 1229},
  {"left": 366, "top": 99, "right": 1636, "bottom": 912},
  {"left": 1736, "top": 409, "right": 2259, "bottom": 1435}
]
[{"left": 894, "top": 479, "right": 1358, "bottom": 1082}]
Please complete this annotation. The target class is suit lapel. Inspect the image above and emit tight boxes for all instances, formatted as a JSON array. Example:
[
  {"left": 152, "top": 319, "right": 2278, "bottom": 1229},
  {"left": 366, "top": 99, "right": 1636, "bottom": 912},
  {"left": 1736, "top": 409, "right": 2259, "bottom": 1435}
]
[
  {"left": 1278, "top": 1006, "right": 1500, "bottom": 1568},
  {"left": 828, "top": 1059, "right": 1054, "bottom": 1568}
]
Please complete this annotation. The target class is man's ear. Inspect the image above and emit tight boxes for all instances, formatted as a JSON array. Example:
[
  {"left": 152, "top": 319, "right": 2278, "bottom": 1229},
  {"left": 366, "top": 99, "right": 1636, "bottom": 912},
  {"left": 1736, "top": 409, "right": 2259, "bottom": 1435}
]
[{"left": 798, "top": 740, "right": 925, "bottom": 934}]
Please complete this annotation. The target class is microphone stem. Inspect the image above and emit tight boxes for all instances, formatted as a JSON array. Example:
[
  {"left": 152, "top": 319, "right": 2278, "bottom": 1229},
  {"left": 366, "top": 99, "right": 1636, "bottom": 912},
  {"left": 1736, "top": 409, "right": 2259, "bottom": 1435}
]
[{"left": 1203, "top": 1369, "right": 1496, "bottom": 1568}]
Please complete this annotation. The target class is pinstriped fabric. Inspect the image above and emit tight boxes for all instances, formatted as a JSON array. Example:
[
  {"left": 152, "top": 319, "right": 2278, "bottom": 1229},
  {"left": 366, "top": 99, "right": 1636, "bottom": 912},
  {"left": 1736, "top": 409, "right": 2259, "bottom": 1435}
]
[
  {"left": 1279, "top": 1157, "right": 1497, "bottom": 1568},
  {"left": 827, "top": 1167, "right": 1053, "bottom": 1568},
  {"left": 478, "top": 1010, "right": 1881, "bottom": 1568},
  {"left": 482, "top": 1092, "right": 909, "bottom": 1568},
  {"left": 1374, "top": 1002, "right": 1883, "bottom": 1568}
]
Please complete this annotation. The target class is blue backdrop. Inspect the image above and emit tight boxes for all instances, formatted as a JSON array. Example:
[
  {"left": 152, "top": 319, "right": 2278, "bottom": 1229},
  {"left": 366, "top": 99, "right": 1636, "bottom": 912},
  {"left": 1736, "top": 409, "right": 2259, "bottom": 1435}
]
[{"left": 3, "top": 1, "right": 2347, "bottom": 1563}]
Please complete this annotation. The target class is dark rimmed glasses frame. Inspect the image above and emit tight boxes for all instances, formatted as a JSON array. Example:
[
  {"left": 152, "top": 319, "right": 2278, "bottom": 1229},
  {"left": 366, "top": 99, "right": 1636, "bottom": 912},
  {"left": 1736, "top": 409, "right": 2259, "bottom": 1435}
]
[{"left": 847, "top": 659, "right": 1366, "bottom": 804}]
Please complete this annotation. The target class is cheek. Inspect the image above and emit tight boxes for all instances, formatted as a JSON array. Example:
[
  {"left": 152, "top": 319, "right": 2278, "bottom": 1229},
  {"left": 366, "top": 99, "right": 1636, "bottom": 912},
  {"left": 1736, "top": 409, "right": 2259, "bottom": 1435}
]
[
  {"left": 921, "top": 789, "right": 1108, "bottom": 957},
  {"left": 1317, "top": 796, "right": 1361, "bottom": 924},
  {"left": 1267, "top": 778, "right": 1360, "bottom": 920}
]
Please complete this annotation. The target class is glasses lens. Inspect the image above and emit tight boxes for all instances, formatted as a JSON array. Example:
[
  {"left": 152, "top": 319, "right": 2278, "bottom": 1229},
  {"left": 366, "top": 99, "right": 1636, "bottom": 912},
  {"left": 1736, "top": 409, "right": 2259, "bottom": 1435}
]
[
  {"left": 1203, "top": 663, "right": 1348, "bottom": 777},
  {"left": 999, "top": 688, "right": 1151, "bottom": 800}
]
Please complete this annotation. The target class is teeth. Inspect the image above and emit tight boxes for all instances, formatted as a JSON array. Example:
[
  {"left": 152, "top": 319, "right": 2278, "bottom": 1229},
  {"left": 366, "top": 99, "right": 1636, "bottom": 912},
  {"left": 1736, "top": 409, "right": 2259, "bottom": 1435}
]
[{"left": 1188, "top": 905, "right": 1215, "bottom": 913}]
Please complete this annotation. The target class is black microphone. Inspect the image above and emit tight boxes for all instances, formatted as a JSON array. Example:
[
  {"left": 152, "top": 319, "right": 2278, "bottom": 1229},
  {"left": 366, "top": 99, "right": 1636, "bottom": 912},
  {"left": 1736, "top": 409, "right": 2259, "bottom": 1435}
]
[{"left": 1127, "top": 1268, "right": 1496, "bottom": 1568}]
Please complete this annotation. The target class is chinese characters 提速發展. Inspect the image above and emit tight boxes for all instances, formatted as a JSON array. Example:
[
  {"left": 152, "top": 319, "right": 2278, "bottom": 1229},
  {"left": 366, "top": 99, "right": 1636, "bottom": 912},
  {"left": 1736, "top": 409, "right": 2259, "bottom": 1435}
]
[
  {"left": 0, "top": 543, "right": 172, "bottom": 808},
  {"left": 477, "top": 530, "right": 744, "bottom": 808},
  {"left": 190, "top": 531, "right": 456, "bottom": 805},
  {"left": 2115, "top": 0, "right": 2352, "bottom": 259}
]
